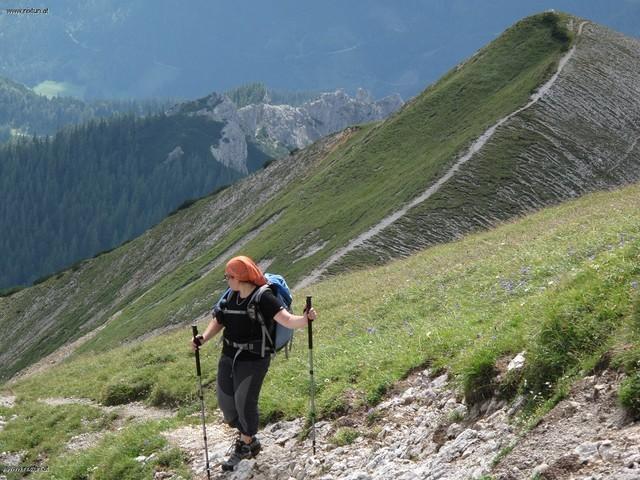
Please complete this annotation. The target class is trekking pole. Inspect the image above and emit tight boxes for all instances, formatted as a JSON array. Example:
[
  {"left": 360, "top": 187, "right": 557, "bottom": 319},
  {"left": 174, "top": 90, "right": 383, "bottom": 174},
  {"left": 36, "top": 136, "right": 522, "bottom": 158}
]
[
  {"left": 306, "top": 296, "right": 317, "bottom": 455},
  {"left": 192, "top": 325, "right": 211, "bottom": 480}
]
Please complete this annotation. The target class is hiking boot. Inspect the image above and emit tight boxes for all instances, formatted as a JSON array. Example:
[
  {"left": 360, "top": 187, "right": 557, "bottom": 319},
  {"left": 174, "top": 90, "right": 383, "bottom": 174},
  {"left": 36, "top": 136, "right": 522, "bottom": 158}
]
[
  {"left": 248, "top": 436, "right": 261, "bottom": 457},
  {"left": 220, "top": 435, "right": 261, "bottom": 471}
]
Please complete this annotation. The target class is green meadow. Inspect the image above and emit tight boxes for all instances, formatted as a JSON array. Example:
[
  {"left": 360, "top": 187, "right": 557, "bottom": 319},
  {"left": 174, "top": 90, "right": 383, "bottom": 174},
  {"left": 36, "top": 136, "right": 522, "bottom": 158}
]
[{"left": 2, "top": 181, "right": 639, "bottom": 479}]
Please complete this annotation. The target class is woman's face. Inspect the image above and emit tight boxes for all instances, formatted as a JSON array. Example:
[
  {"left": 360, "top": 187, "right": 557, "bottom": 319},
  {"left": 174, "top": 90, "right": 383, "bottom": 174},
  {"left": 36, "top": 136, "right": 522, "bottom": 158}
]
[{"left": 224, "top": 272, "right": 241, "bottom": 291}]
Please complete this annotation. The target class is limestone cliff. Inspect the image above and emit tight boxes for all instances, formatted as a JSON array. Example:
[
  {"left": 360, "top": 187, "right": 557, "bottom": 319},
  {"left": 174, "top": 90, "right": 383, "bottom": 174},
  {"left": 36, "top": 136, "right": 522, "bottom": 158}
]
[
  {"left": 237, "top": 88, "right": 404, "bottom": 149},
  {"left": 167, "top": 88, "right": 402, "bottom": 175},
  {"left": 166, "top": 93, "right": 249, "bottom": 174}
]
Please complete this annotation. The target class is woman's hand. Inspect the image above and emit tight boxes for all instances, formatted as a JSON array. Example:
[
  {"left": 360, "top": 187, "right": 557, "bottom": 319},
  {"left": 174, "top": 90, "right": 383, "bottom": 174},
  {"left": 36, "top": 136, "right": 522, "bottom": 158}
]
[
  {"left": 304, "top": 307, "right": 317, "bottom": 323},
  {"left": 191, "top": 334, "right": 204, "bottom": 351}
]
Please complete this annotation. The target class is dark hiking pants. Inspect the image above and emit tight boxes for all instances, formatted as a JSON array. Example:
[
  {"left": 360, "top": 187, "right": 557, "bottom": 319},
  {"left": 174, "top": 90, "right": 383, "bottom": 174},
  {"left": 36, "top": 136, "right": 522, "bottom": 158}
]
[{"left": 216, "top": 354, "right": 271, "bottom": 437}]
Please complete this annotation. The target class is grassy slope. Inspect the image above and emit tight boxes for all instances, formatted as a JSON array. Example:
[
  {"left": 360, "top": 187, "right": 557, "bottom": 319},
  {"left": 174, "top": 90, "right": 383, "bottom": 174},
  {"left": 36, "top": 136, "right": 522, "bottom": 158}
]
[
  {"left": 2, "top": 179, "right": 639, "bottom": 480},
  {"left": 64, "top": 13, "right": 572, "bottom": 356},
  {"left": 12, "top": 13, "right": 640, "bottom": 480},
  {"left": 0, "top": 132, "right": 332, "bottom": 380},
  {"left": 8, "top": 180, "right": 639, "bottom": 414}
]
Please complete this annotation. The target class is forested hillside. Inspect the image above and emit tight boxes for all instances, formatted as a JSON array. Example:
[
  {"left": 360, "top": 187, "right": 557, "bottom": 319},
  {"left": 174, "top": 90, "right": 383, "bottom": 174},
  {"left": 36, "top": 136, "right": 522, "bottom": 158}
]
[
  {"left": 0, "top": 113, "right": 271, "bottom": 290},
  {"left": 0, "top": 76, "right": 170, "bottom": 142}
]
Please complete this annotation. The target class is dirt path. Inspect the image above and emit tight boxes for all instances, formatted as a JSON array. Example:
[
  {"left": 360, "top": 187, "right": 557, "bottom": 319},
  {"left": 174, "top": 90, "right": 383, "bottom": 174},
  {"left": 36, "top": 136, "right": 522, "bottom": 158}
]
[
  {"left": 39, "top": 397, "right": 176, "bottom": 453},
  {"left": 40, "top": 396, "right": 174, "bottom": 421}
]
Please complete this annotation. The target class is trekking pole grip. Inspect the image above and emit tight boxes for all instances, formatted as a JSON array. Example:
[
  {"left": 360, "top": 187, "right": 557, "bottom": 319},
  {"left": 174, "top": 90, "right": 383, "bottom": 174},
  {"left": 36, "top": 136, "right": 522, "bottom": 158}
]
[
  {"left": 306, "top": 296, "right": 313, "bottom": 349},
  {"left": 192, "top": 325, "right": 202, "bottom": 377}
]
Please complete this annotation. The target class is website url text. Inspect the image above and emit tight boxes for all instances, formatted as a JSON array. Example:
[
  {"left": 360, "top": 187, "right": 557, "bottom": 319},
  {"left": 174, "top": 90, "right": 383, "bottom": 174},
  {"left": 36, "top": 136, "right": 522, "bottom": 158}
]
[
  {"left": 1, "top": 465, "right": 49, "bottom": 473},
  {"left": 5, "top": 8, "right": 49, "bottom": 15}
]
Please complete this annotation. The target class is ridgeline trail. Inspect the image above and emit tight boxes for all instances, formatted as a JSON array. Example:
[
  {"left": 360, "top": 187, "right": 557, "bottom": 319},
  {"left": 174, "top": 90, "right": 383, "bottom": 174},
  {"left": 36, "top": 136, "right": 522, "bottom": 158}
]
[{"left": 296, "top": 21, "right": 588, "bottom": 291}]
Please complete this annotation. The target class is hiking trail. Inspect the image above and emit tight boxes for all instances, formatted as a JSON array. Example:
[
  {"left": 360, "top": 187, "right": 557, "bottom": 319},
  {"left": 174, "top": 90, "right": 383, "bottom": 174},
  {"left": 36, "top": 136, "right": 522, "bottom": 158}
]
[{"left": 296, "top": 21, "right": 588, "bottom": 290}]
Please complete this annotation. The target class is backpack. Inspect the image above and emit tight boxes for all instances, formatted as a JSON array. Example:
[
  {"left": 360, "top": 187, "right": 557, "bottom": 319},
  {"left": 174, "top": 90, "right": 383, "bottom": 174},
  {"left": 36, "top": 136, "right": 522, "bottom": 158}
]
[{"left": 213, "top": 273, "right": 294, "bottom": 358}]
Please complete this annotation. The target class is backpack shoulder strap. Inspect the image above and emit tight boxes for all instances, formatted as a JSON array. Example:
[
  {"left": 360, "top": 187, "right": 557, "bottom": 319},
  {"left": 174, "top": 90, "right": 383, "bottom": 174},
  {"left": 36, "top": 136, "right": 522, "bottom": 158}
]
[
  {"left": 251, "top": 284, "right": 271, "bottom": 303},
  {"left": 247, "top": 285, "right": 271, "bottom": 320},
  {"left": 247, "top": 284, "right": 275, "bottom": 357}
]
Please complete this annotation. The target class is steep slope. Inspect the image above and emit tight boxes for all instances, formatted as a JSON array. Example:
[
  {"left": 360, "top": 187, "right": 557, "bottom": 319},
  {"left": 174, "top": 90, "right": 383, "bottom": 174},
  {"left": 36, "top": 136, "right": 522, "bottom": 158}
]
[
  {"left": 2, "top": 176, "right": 639, "bottom": 480},
  {"left": 4, "top": 12, "right": 637, "bottom": 381},
  {"left": 329, "top": 18, "right": 640, "bottom": 271},
  {"left": 0, "top": 132, "right": 352, "bottom": 380}
]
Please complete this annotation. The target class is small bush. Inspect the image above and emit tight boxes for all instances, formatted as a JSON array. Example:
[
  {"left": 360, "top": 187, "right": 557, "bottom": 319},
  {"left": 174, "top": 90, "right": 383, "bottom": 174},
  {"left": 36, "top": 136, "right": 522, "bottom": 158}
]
[
  {"left": 332, "top": 427, "right": 359, "bottom": 446},
  {"left": 137, "top": 352, "right": 176, "bottom": 366},
  {"left": 365, "top": 409, "right": 381, "bottom": 425},
  {"left": 620, "top": 373, "right": 640, "bottom": 419},
  {"left": 365, "top": 380, "right": 391, "bottom": 406},
  {"left": 101, "top": 377, "right": 153, "bottom": 406},
  {"left": 462, "top": 349, "right": 498, "bottom": 405},
  {"left": 154, "top": 447, "right": 187, "bottom": 468},
  {"left": 447, "top": 409, "right": 465, "bottom": 423},
  {"left": 148, "top": 376, "right": 193, "bottom": 408},
  {"left": 497, "top": 367, "right": 524, "bottom": 400}
]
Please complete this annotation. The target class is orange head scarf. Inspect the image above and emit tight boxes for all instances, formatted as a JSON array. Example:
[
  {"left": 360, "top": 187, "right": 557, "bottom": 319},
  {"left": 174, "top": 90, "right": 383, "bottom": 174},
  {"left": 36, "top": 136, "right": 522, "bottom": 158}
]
[{"left": 225, "top": 256, "right": 267, "bottom": 286}]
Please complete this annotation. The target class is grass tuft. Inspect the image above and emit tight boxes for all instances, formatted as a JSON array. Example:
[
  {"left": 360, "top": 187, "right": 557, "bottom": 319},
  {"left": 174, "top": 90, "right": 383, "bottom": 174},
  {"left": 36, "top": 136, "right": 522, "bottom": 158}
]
[
  {"left": 331, "top": 427, "right": 360, "bottom": 446},
  {"left": 462, "top": 349, "right": 498, "bottom": 405}
]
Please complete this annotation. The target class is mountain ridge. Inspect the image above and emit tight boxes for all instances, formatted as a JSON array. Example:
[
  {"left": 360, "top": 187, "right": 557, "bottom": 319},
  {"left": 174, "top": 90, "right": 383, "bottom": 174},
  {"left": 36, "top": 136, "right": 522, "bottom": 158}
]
[
  {"left": 2, "top": 12, "right": 640, "bottom": 478},
  {"left": 0, "top": 84, "right": 397, "bottom": 291},
  {"left": 2, "top": 12, "right": 638, "bottom": 384}
]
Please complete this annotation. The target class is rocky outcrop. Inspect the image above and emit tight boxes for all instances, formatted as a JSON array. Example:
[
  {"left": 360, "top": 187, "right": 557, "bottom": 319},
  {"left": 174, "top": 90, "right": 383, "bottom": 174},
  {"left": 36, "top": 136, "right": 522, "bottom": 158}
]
[
  {"left": 167, "top": 93, "right": 249, "bottom": 174},
  {"left": 237, "top": 88, "right": 403, "bottom": 149},
  {"left": 166, "top": 88, "right": 402, "bottom": 176},
  {"left": 162, "top": 368, "right": 639, "bottom": 480}
]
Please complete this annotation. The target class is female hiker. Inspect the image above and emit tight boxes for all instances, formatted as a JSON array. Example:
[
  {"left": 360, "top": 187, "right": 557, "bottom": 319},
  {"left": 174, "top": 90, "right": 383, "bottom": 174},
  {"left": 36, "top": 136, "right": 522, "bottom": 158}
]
[{"left": 190, "top": 255, "right": 317, "bottom": 471}]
